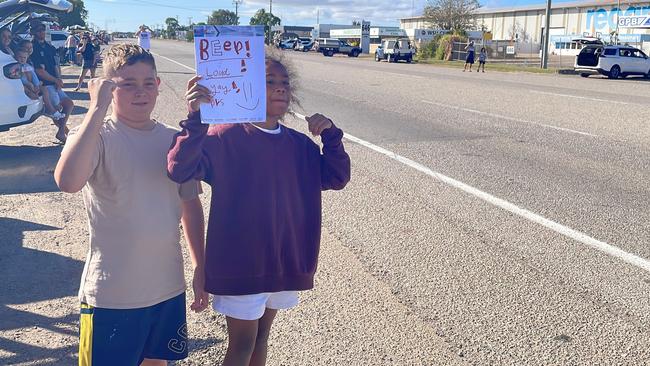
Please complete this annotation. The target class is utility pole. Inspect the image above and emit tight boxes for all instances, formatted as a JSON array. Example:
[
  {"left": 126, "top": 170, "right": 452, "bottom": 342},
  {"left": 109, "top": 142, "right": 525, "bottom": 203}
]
[
  {"left": 269, "top": 0, "right": 272, "bottom": 14},
  {"left": 233, "top": 0, "right": 243, "bottom": 25},
  {"left": 615, "top": 0, "right": 621, "bottom": 44},
  {"left": 188, "top": 16, "right": 193, "bottom": 27},
  {"left": 541, "top": 0, "right": 551, "bottom": 69}
]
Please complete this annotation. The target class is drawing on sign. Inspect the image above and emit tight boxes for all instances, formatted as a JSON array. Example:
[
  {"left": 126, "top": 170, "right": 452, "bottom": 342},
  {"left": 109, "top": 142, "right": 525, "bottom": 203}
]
[{"left": 194, "top": 25, "right": 266, "bottom": 124}]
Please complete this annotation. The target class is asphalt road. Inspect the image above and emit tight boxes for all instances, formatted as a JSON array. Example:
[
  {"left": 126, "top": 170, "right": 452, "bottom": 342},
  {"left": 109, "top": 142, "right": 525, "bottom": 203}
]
[{"left": 1, "top": 39, "right": 649, "bottom": 365}]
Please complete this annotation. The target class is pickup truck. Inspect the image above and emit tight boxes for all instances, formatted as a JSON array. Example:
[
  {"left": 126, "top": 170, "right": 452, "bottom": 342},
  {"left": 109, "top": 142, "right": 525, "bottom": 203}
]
[
  {"left": 375, "top": 39, "right": 415, "bottom": 63},
  {"left": 316, "top": 38, "right": 362, "bottom": 57}
]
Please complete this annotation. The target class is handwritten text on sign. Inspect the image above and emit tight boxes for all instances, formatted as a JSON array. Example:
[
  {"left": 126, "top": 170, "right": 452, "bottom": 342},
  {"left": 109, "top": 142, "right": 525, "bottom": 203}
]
[{"left": 194, "top": 25, "right": 266, "bottom": 124}]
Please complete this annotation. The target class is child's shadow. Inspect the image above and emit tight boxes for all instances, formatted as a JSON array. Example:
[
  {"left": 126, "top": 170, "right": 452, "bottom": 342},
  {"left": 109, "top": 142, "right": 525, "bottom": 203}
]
[{"left": 0, "top": 217, "right": 84, "bottom": 365}]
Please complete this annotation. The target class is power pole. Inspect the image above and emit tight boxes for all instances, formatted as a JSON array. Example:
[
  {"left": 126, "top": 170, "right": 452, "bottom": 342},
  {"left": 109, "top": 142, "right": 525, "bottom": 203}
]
[
  {"left": 615, "top": 0, "right": 621, "bottom": 44},
  {"left": 270, "top": 0, "right": 272, "bottom": 14},
  {"left": 541, "top": 0, "right": 551, "bottom": 69},
  {"left": 188, "top": 17, "right": 193, "bottom": 27},
  {"left": 233, "top": 0, "right": 243, "bottom": 25}
]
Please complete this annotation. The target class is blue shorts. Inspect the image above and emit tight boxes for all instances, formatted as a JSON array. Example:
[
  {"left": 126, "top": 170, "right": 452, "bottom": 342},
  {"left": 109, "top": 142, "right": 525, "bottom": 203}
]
[{"left": 79, "top": 293, "right": 188, "bottom": 365}]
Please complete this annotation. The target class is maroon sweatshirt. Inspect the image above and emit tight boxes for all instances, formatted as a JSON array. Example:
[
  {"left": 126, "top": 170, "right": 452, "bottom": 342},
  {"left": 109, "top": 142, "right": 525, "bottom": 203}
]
[{"left": 167, "top": 111, "right": 351, "bottom": 295}]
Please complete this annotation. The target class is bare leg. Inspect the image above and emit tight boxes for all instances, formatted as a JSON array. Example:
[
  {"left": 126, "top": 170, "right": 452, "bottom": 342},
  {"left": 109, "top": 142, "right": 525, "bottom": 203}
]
[
  {"left": 40, "top": 86, "right": 56, "bottom": 114},
  {"left": 249, "top": 309, "right": 277, "bottom": 366},
  {"left": 75, "top": 68, "right": 89, "bottom": 91},
  {"left": 54, "top": 97, "right": 74, "bottom": 142},
  {"left": 223, "top": 317, "right": 258, "bottom": 366}
]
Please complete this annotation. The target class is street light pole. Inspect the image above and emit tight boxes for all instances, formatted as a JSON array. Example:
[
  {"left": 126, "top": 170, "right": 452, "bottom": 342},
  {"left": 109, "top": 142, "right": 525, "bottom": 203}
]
[
  {"left": 541, "top": 0, "right": 551, "bottom": 69},
  {"left": 270, "top": 0, "right": 272, "bottom": 14}
]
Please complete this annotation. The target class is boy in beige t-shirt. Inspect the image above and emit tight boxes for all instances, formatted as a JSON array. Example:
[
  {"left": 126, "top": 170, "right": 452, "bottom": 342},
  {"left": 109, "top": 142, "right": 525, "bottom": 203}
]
[{"left": 54, "top": 44, "right": 207, "bottom": 366}]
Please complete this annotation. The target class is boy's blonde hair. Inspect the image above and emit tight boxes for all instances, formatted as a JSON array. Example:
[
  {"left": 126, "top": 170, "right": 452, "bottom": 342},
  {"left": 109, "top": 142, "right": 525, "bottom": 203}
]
[
  {"left": 265, "top": 46, "right": 301, "bottom": 111},
  {"left": 103, "top": 43, "right": 157, "bottom": 77}
]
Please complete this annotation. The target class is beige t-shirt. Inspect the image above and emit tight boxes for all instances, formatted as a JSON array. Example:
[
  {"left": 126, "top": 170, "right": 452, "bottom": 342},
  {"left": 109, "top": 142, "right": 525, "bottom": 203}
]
[{"left": 65, "top": 118, "right": 200, "bottom": 309}]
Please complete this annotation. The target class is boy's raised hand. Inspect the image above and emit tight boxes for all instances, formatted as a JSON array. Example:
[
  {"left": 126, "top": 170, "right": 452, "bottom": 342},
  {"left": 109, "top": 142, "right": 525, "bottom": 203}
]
[
  {"left": 305, "top": 113, "right": 333, "bottom": 136},
  {"left": 186, "top": 76, "right": 212, "bottom": 112},
  {"left": 87, "top": 78, "right": 116, "bottom": 108}
]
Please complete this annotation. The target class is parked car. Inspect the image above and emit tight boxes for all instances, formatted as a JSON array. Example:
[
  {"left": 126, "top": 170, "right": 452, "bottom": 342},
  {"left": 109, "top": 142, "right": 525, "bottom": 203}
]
[
  {"left": 375, "top": 38, "right": 415, "bottom": 63},
  {"left": 574, "top": 44, "right": 650, "bottom": 79},
  {"left": 316, "top": 38, "right": 362, "bottom": 57},
  {"left": 0, "top": 0, "right": 73, "bottom": 132},
  {"left": 278, "top": 38, "right": 297, "bottom": 50},
  {"left": 294, "top": 37, "right": 314, "bottom": 52}
]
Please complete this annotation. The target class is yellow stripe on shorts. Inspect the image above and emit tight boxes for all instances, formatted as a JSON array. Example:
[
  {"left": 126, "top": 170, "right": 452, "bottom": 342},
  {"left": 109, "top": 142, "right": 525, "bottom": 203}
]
[{"left": 79, "top": 303, "right": 94, "bottom": 366}]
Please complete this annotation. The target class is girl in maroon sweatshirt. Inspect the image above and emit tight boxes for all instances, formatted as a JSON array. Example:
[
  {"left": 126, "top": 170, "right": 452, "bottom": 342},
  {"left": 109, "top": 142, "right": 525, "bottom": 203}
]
[{"left": 167, "top": 50, "right": 351, "bottom": 365}]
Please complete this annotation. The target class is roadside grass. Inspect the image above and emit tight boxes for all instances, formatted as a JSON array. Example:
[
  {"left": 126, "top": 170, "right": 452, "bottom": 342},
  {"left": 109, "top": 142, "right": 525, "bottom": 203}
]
[{"left": 415, "top": 58, "right": 560, "bottom": 74}]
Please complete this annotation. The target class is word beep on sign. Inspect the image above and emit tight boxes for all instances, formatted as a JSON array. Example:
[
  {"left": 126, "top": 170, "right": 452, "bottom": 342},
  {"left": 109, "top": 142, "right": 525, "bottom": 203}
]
[{"left": 193, "top": 25, "right": 266, "bottom": 124}]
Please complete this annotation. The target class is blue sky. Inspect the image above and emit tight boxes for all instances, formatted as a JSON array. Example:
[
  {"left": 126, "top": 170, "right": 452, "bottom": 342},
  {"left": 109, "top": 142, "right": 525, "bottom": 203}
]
[{"left": 85, "top": 0, "right": 572, "bottom": 32}]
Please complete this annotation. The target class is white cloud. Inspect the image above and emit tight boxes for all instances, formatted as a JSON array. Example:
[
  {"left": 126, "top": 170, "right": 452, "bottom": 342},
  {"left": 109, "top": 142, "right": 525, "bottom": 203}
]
[{"left": 237, "top": 0, "right": 427, "bottom": 26}]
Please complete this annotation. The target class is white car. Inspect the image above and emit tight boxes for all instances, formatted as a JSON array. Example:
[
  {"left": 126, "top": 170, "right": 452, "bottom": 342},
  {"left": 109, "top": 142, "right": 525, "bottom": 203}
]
[
  {"left": 0, "top": 0, "right": 73, "bottom": 132},
  {"left": 574, "top": 44, "right": 650, "bottom": 79}
]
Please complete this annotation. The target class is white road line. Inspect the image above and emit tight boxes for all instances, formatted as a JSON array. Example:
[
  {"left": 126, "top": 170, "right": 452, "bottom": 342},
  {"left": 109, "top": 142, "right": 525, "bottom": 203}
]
[
  {"left": 421, "top": 100, "right": 598, "bottom": 137},
  {"left": 158, "top": 54, "right": 650, "bottom": 273},
  {"left": 152, "top": 52, "right": 197, "bottom": 72},
  {"left": 530, "top": 90, "right": 634, "bottom": 105},
  {"left": 291, "top": 111, "right": 650, "bottom": 273}
]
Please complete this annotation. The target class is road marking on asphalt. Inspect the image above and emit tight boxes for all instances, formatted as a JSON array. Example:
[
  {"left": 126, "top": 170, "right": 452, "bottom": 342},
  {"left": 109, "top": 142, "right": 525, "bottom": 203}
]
[
  {"left": 290, "top": 112, "right": 650, "bottom": 273},
  {"left": 152, "top": 52, "right": 197, "bottom": 72},
  {"left": 421, "top": 100, "right": 598, "bottom": 137},
  {"left": 157, "top": 54, "right": 650, "bottom": 273},
  {"left": 530, "top": 90, "right": 634, "bottom": 105}
]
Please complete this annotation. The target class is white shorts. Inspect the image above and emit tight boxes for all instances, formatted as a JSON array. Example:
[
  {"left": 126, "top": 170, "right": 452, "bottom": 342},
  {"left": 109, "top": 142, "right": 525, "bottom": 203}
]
[
  {"left": 212, "top": 291, "right": 299, "bottom": 321},
  {"left": 45, "top": 85, "right": 69, "bottom": 108}
]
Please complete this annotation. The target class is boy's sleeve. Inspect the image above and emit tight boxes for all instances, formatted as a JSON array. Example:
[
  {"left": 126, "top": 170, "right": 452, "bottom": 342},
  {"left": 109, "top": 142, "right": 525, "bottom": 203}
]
[
  {"left": 62, "top": 126, "right": 102, "bottom": 181},
  {"left": 319, "top": 124, "right": 351, "bottom": 191},
  {"left": 167, "top": 111, "right": 212, "bottom": 183}
]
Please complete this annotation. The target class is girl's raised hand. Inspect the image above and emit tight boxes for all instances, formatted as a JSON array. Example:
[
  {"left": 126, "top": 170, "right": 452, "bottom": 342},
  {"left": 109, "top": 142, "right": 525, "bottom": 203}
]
[
  {"left": 305, "top": 113, "right": 333, "bottom": 136},
  {"left": 186, "top": 75, "right": 212, "bottom": 112}
]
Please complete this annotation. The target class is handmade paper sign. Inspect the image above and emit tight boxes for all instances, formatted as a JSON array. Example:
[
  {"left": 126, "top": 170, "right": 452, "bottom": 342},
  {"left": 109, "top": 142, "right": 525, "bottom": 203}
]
[{"left": 194, "top": 25, "right": 266, "bottom": 124}]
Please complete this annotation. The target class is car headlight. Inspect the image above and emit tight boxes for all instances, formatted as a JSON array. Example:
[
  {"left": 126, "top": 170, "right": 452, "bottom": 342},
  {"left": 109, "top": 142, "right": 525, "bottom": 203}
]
[{"left": 3, "top": 63, "right": 23, "bottom": 80}]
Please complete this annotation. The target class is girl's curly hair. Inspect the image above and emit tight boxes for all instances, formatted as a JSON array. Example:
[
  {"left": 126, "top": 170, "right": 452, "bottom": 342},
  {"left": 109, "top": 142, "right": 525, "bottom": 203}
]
[{"left": 265, "top": 45, "right": 301, "bottom": 112}]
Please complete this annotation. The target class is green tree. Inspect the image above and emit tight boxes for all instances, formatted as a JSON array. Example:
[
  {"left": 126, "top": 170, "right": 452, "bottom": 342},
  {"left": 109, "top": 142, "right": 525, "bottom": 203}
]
[
  {"left": 165, "top": 17, "right": 179, "bottom": 38},
  {"left": 423, "top": 0, "right": 480, "bottom": 33},
  {"left": 249, "top": 9, "right": 280, "bottom": 44},
  {"left": 56, "top": 0, "right": 88, "bottom": 27},
  {"left": 208, "top": 9, "right": 239, "bottom": 25}
]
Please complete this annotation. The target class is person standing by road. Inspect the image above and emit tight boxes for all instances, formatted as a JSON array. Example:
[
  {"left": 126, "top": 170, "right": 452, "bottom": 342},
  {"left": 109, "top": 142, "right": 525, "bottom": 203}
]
[
  {"left": 136, "top": 25, "right": 152, "bottom": 51},
  {"left": 478, "top": 47, "right": 487, "bottom": 73},
  {"left": 64, "top": 32, "right": 78, "bottom": 65},
  {"left": 73, "top": 33, "right": 95, "bottom": 91},
  {"left": 30, "top": 22, "right": 74, "bottom": 143},
  {"left": 463, "top": 41, "right": 475, "bottom": 72},
  {"left": 167, "top": 48, "right": 351, "bottom": 366},
  {"left": 54, "top": 44, "right": 207, "bottom": 366}
]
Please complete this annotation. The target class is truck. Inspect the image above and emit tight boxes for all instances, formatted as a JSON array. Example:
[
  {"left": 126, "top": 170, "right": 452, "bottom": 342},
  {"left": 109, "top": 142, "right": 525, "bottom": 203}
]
[
  {"left": 375, "top": 38, "right": 415, "bottom": 63},
  {"left": 316, "top": 38, "right": 362, "bottom": 57}
]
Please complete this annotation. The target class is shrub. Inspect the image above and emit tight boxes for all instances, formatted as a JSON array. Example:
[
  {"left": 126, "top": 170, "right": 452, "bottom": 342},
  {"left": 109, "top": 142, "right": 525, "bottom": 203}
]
[{"left": 416, "top": 36, "right": 441, "bottom": 60}]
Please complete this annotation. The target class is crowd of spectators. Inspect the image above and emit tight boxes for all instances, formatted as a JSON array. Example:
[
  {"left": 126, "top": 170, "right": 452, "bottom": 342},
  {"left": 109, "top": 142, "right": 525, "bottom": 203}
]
[{"left": 0, "top": 22, "right": 112, "bottom": 143}]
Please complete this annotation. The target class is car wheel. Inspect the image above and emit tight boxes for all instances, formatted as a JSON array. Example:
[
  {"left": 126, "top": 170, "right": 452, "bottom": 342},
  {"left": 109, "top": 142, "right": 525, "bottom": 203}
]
[
  {"left": 608, "top": 65, "right": 621, "bottom": 79},
  {"left": 580, "top": 73, "right": 589, "bottom": 78},
  {"left": 406, "top": 56, "right": 412, "bottom": 63},
  {"left": 353, "top": 51, "right": 359, "bottom": 57},
  {"left": 327, "top": 50, "right": 334, "bottom": 57}
]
